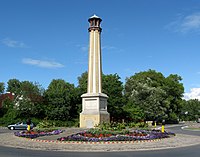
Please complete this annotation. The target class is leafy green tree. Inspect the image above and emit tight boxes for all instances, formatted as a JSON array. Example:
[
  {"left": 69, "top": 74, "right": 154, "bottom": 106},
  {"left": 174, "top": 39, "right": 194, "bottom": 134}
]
[
  {"left": 16, "top": 81, "right": 45, "bottom": 118},
  {"left": 5, "top": 79, "right": 45, "bottom": 120},
  {"left": 125, "top": 70, "right": 168, "bottom": 120},
  {"left": 6, "top": 79, "right": 21, "bottom": 94},
  {"left": 124, "top": 69, "right": 184, "bottom": 122},
  {"left": 14, "top": 96, "right": 34, "bottom": 118},
  {"left": 102, "top": 74, "right": 125, "bottom": 120},
  {"left": 77, "top": 71, "right": 88, "bottom": 95},
  {"left": 0, "top": 97, "right": 18, "bottom": 125},
  {"left": 75, "top": 71, "right": 88, "bottom": 114},
  {"left": 20, "top": 81, "right": 44, "bottom": 96},
  {"left": 44, "top": 79, "right": 77, "bottom": 121},
  {"left": 123, "top": 101, "right": 144, "bottom": 122},
  {"left": 164, "top": 74, "right": 184, "bottom": 122},
  {"left": 181, "top": 99, "right": 200, "bottom": 121},
  {"left": 0, "top": 82, "right": 5, "bottom": 94}
]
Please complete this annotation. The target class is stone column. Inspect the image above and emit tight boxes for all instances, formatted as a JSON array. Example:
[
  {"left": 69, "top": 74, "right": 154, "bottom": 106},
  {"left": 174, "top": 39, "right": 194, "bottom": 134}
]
[{"left": 80, "top": 15, "right": 110, "bottom": 128}]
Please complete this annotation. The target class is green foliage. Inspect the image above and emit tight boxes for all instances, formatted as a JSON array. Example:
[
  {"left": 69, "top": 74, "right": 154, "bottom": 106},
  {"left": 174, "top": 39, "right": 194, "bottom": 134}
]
[
  {"left": 0, "top": 98, "right": 18, "bottom": 126},
  {"left": 91, "top": 122, "right": 129, "bottom": 135},
  {"left": 6, "top": 79, "right": 21, "bottom": 94},
  {"left": 102, "top": 74, "right": 125, "bottom": 120},
  {"left": 123, "top": 101, "right": 144, "bottom": 122},
  {"left": 181, "top": 99, "right": 200, "bottom": 121},
  {"left": 44, "top": 79, "right": 78, "bottom": 121},
  {"left": 5, "top": 79, "right": 45, "bottom": 119},
  {"left": 0, "top": 109, "right": 19, "bottom": 126},
  {"left": 15, "top": 96, "right": 34, "bottom": 119},
  {"left": 91, "top": 122, "right": 148, "bottom": 135},
  {"left": 166, "top": 112, "right": 179, "bottom": 124},
  {"left": 124, "top": 69, "right": 184, "bottom": 122},
  {"left": 1, "top": 69, "right": 186, "bottom": 126},
  {"left": 77, "top": 71, "right": 88, "bottom": 94},
  {"left": 127, "top": 122, "right": 147, "bottom": 128},
  {"left": 95, "top": 122, "right": 125, "bottom": 131},
  {"left": 0, "top": 82, "right": 5, "bottom": 94},
  {"left": 34, "top": 119, "right": 77, "bottom": 128},
  {"left": 36, "top": 120, "right": 56, "bottom": 128}
]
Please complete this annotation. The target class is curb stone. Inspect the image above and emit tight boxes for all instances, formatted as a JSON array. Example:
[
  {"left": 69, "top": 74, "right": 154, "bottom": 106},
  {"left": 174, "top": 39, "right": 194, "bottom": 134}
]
[{"left": 29, "top": 138, "right": 163, "bottom": 144}]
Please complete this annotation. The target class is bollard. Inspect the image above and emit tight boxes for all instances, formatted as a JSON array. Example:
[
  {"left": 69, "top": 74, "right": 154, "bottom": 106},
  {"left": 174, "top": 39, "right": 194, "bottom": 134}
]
[
  {"left": 154, "top": 121, "right": 157, "bottom": 127},
  {"left": 161, "top": 120, "right": 165, "bottom": 133},
  {"left": 27, "top": 125, "right": 30, "bottom": 131},
  {"left": 26, "top": 118, "right": 31, "bottom": 131},
  {"left": 161, "top": 125, "right": 164, "bottom": 133}
]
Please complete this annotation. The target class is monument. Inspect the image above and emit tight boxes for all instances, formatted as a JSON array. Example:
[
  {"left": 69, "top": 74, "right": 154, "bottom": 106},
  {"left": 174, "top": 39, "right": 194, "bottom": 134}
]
[{"left": 80, "top": 15, "right": 110, "bottom": 128}]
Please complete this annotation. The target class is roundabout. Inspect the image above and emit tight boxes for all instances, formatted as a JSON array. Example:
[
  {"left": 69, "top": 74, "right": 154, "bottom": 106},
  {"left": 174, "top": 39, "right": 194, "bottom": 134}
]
[{"left": 0, "top": 124, "right": 199, "bottom": 152}]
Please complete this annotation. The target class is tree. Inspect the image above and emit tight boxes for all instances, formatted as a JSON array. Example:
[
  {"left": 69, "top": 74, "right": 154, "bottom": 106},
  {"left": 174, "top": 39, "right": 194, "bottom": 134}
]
[
  {"left": 0, "top": 82, "right": 5, "bottom": 94},
  {"left": 124, "top": 69, "right": 184, "bottom": 122},
  {"left": 0, "top": 97, "right": 17, "bottom": 125},
  {"left": 77, "top": 71, "right": 88, "bottom": 95},
  {"left": 181, "top": 99, "right": 200, "bottom": 121},
  {"left": 44, "top": 79, "right": 77, "bottom": 121},
  {"left": 20, "top": 81, "right": 44, "bottom": 96},
  {"left": 6, "top": 79, "right": 45, "bottom": 119},
  {"left": 164, "top": 74, "right": 184, "bottom": 122},
  {"left": 123, "top": 101, "right": 144, "bottom": 122},
  {"left": 7, "top": 79, "right": 21, "bottom": 94},
  {"left": 102, "top": 74, "right": 125, "bottom": 120}
]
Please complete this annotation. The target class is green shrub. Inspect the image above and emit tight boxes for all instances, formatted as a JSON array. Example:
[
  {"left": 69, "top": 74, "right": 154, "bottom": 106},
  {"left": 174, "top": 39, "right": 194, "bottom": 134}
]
[
  {"left": 36, "top": 120, "right": 56, "bottom": 128},
  {"left": 0, "top": 109, "right": 20, "bottom": 126}
]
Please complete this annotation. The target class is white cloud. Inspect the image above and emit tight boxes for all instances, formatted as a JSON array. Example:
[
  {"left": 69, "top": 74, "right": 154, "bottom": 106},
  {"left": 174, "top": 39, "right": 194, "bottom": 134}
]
[
  {"left": 184, "top": 88, "right": 200, "bottom": 100},
  {"left": 22, "top": 58, "right": 64, "bottom": 68},
  {"left": 1, "top": 38, "right": 27, "bottom": 48},
  {"left": 166, "top": 12, "right": 200, "bottom": 34},
  {"left": 181, "top": 13, "right": 200, "bottom": 33}
]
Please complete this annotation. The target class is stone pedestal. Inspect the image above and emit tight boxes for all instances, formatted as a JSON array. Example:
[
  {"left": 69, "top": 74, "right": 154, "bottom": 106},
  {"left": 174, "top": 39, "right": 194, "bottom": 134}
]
[{"left": 80, "top": 93, "right": 110, "bottom": 128}]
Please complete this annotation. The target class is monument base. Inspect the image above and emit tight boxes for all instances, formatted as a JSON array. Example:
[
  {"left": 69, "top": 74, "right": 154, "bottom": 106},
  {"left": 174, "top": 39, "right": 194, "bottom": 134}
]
[{"left": 80, "top": 93, "right": 110, "bottom": 128}]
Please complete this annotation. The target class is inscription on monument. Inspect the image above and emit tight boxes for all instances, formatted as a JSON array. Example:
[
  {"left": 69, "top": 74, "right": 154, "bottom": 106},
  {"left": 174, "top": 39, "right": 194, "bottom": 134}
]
[{"left": 84, "top": 99, "right": 97, "bottom": 110}]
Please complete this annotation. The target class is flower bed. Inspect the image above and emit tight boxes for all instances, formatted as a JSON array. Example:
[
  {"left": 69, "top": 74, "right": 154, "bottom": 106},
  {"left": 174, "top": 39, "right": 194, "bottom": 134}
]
[
  {"left": 57, "top": 129, "right": 175, "bottom": 142},
  {"left": 14, "top": 130, "right": 63, "bottom": 139}
]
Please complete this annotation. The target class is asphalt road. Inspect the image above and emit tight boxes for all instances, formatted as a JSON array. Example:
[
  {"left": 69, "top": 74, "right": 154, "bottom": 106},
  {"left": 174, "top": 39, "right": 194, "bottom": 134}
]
[
  {"left": 0, "top": 125, "right": 199, "bottom": 157},
  {"left": 0, "top": 127, "right": 14, "bottom": 134},
  {"left": 0, "top": 144, "right": 199, "bottom": 157},
  {"left": 165, "top": 124, "right": 200, "bottom": 136}
]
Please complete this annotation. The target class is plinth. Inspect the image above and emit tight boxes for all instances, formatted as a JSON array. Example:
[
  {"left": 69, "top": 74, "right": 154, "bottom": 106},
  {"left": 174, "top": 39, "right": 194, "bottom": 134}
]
[{"left": 80, "top": 93, "right": 110, "bottom": 128}]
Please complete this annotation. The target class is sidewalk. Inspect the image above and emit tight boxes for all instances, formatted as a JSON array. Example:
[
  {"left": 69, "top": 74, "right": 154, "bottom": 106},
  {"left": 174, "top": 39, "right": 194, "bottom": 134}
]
[{"left": 0, "top": 128, "right": 200, "bottom": 152}]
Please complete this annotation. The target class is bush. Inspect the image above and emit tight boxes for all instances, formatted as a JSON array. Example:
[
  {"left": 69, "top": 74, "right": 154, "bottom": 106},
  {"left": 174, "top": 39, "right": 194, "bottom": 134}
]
[
  {"left": 166, "top": 113, "right": 179, "bottom": 124},
  {"left": 0, "top": 109, "right": 20, "bottom": 126}
]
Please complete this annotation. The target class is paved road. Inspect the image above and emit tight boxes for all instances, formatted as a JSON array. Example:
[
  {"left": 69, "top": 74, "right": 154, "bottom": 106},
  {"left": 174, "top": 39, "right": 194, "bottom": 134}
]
[
  {"left": 0, "top": 127, "right": 14, "bottom": 134},
  {"left": 0, "top": 125, "right": 199, "bottom": 157},
  {"left": 166, "top": 125, "right": 200, "bottom": 136},
  {"left": 0, "top": 144, "right": 200, "bottom": 157}
]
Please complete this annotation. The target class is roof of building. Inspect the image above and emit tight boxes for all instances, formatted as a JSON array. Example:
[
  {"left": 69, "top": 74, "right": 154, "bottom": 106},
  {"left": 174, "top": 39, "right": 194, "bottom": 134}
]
[{"left": 0, "top": 92, "right": 15, "bottom": 108}]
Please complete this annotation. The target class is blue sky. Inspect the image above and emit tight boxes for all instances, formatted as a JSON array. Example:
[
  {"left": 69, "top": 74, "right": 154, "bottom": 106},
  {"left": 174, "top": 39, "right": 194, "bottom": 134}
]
[{"left": 1, "top": 0, "right": 200, "bottom": 99}]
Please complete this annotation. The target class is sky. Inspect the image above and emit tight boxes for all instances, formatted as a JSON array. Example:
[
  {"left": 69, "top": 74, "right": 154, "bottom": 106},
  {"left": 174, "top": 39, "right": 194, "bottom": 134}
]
[{"left": 1, "top": 0, "right": 200, "bottom": 100}]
